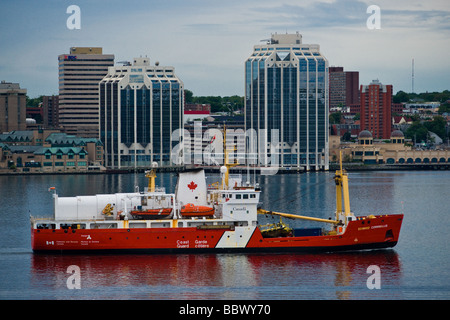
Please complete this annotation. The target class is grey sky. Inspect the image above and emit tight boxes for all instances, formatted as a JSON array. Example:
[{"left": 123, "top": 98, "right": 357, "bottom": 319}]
[{"left": 0, "top": 0, "right": 449, "bottom": 98}]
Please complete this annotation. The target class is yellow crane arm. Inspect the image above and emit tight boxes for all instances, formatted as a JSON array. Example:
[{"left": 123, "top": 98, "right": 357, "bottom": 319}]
[{"left": 258, "top": 209, "right": 340, "bottom": 225}]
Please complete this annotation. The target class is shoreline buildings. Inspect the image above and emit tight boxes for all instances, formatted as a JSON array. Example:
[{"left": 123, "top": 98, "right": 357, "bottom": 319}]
[
  {"left": 0, "top": 130, "right": 104, "bottom": 173},
  {"left": 58, "top": 47, "right": 114, "bottom": 138},
  {"left": 99, "top": 57, "right": 184, "bottom": 169},
  {"left": 245, "top": 32, "right": 329, "bottom": 170},
  {"left": 330, "top": 130, "right": 450, "bottom": 166},
  {"left": 0, "top": 81, "right": 27, "bottom": 132}
]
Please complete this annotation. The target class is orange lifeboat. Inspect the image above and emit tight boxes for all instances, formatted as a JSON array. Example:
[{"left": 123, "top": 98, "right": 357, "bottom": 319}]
[
  {"left": 130, "top": 208, "right": 173, "bottom": 220},
  {"left": 180, "top": 203, "right": 215, "bottom": 217}
]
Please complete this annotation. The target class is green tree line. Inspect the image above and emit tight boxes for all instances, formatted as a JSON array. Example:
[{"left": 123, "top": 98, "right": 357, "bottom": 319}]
[
  {"left": 393, "top": 90, "right": 450, "bottom": 142},
  {"left": 26, "top": 95, "right": 43, "bottom": 107},
  {"left": 185, "top": 89, "right": 244, "bottom": 113},
  {"left": 405, "top": 116, "right": 448, "bottom": 143},
  {"left": 393, "top": 90, "right": 450, "bottom": 104}
]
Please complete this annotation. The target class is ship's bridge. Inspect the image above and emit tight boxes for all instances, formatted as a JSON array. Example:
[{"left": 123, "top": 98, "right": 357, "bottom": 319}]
[{"left": 208, "top": 186, "right": 260, "bottom": 225}]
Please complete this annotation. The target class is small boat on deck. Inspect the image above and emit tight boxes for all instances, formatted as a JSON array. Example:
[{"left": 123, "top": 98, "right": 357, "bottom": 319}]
[
  {"left": 180, "top": 203, "right": 215, "bottom": 217},
  {"left": 130, "top": 208, "right": 173, "bottom": 220}
]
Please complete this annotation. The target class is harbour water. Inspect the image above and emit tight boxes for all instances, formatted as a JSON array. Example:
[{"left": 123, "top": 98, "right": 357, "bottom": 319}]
[{"left": 0, "top": 170, "right": 449, "bottom": 300}]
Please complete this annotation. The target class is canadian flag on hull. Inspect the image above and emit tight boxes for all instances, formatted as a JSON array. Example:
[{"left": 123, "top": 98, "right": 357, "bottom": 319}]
[{"left": 175, "top": 169, "right": 208, "bottom": 206}]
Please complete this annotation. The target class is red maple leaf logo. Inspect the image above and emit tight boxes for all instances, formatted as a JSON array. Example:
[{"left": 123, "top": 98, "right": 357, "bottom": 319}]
[{"left": 187, "top": 181, "right": 198, "bottom": 192}]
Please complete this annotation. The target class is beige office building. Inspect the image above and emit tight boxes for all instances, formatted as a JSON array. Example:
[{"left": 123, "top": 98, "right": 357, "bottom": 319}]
[
  {"left": 58, "top": 47, "right": 114, "bottom": 137},
  {"left": 0, "top": 81, "right": 27, "bottom": 133}
]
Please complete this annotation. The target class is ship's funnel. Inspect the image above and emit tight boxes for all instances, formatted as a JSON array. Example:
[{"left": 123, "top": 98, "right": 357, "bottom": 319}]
[{"left": 175, "top": 169, "right": 208, "bottom": 206}]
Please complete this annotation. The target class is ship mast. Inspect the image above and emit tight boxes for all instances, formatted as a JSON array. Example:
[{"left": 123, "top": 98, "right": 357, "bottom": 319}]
[
  {"left": 146, "top": 169, "right": 156, "bottom": 192},
  {"left": 221, "top": 125, "right": 238, "bottom": 189},
  {"left": 257, "top": 153, "right": 352, "bottom": 228},
  {"left": 334, "top": 151, "right": 351, "bottom": 219}
]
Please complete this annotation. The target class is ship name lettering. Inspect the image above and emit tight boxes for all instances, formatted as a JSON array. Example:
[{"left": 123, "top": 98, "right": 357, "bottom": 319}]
[
  {"left": 195, "top": 239, "right": 209, "bottom": 248},
  {"left": 371, "top": 224, "right": 388, "bottom": 229},
  {"left": 177, "top": 240, "right": 189, "bottom": 248}
]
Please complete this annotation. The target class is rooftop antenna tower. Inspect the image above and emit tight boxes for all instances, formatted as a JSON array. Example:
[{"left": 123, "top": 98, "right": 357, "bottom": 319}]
[{"left": 412, "top": 58, "right": 414, "bottom": 93}]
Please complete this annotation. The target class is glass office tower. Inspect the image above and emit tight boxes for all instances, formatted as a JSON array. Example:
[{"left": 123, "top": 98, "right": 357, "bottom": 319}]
[
  {"left": 245, "top": 32, "right": 329, "bottom": 170},
  {"left": 99, "top": 58, "right": 183, "bottom": 169}
]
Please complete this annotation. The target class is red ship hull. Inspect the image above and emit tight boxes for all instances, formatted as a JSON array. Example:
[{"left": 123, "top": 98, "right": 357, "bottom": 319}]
[{"left": 31, "top": 214, "right": 403, "bottom": 253}]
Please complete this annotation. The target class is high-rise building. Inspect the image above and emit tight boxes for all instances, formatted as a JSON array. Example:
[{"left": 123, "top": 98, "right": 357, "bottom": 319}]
[
  {"left": 345, "top": 71, "right": 359, "bottom": 106},
  {"left": 329, "top": 67, "right": 359, "bottom": 109},
  {"left": 0, "top": 81, "right": 27, "bottom": 132},
  {"left": 58, "top": 47, "right": 114, "bottom": 138},
  {"left": 245, "top": 32, "right": 329, "bottom": 170},
  {"left": 99, "top": 57, "right": 184, "bottom": 169},
  {"left": 42, "top": 95, "right": 59, "bottom": 129},
  {"left": 360, "top": 79, "right": 393, "bottom": 139},
  {"left": 329, "top": 67, "right": 345, "bottom": 109}
]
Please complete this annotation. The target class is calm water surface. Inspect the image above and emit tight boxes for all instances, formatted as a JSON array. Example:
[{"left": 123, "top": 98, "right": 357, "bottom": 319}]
[{"left": 0, "top": 170, "right": 449, "bottom": 300}]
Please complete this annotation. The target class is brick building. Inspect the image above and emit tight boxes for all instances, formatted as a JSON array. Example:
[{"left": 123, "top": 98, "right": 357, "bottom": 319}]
[{"left": 360, "top": 80, "right": 393, "bottom": 139}]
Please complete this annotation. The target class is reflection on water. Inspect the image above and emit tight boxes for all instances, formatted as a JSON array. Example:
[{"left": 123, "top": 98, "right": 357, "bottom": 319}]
[
  {"left": 30, "top": 250, "right": 401, "bottom": 300},
  {"left": 2, "top": 170, "right": 450, "bottom": 300}
]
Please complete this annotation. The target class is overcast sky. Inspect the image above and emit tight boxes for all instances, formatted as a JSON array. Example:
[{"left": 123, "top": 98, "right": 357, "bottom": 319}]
[{"left": 1, "top": 0, "right": 449, "bottom": 98}]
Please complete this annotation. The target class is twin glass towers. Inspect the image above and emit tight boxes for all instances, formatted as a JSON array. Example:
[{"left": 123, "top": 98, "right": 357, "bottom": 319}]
[
  {"left": 99, "top": 57, "right": 183, "bottom": 168},
  {"left": 245, "top": 32, "right": 329, "bottom": 170},
  {"left": 100, "top": 32, "right": 328, "bottom": 171}
]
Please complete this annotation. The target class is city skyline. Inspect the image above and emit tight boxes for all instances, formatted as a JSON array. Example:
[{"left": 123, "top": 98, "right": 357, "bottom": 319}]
[{"left": 1, "top": 0, "right": 449, "bottom": 98}]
